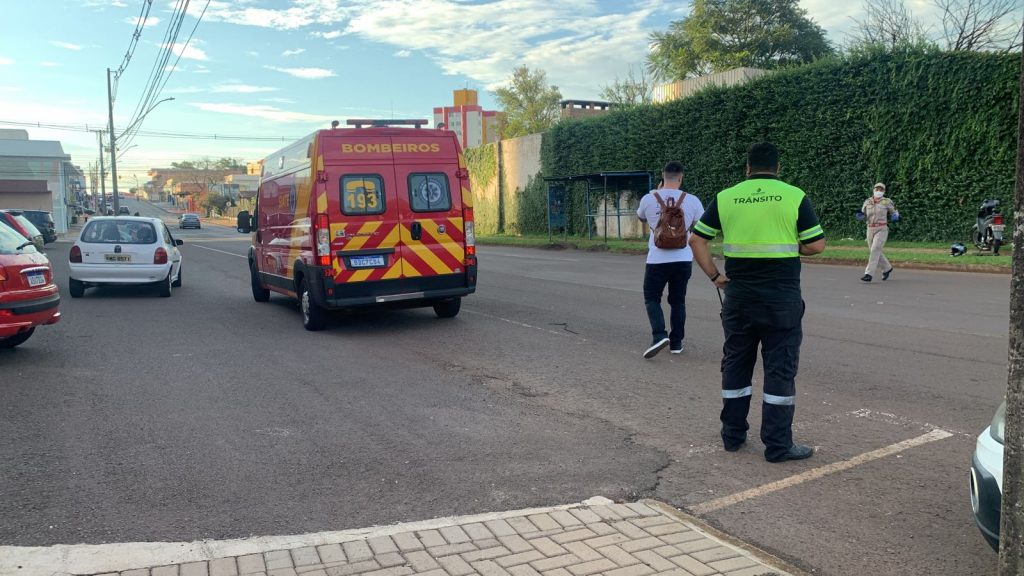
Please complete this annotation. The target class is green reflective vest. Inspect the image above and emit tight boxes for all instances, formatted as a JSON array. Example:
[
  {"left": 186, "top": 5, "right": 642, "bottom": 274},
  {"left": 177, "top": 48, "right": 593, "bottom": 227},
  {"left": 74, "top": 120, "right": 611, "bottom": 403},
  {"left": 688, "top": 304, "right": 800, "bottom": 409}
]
[{"left": 717, "top": 178, "right": 804, "bottom": 259}]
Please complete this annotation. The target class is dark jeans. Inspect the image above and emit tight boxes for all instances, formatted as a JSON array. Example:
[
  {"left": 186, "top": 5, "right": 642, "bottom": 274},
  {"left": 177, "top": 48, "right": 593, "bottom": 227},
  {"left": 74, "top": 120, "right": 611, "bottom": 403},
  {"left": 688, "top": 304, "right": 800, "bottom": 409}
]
[
  {"left": 643, "top": 261, "right": 692, "bottom": 345},
  {"left": 719, "top": 298, "right": 804, "bottom": 461}
]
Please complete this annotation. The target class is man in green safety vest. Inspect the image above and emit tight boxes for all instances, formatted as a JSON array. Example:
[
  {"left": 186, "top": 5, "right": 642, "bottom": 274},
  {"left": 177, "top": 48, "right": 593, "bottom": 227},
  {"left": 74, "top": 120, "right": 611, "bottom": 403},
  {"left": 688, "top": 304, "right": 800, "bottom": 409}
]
[{"left": 689, "top": 142, "right": 826, "bottom": 463}]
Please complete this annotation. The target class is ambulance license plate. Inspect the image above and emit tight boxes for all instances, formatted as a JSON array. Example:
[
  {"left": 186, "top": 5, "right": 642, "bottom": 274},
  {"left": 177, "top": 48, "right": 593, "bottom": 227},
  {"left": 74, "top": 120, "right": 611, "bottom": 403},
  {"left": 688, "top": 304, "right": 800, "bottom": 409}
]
[
  {"left": 349, "top": 255, "right": 385, "bottom": 268},
  {"left": 27, "top": 271, "right": 45, "bottom": 287}
]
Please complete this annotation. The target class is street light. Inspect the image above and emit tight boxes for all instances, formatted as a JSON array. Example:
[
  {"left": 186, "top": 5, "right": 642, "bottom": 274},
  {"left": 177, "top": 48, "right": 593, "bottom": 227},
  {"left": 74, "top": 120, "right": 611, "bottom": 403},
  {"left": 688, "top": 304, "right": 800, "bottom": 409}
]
[{"left": 118, "top": 97, "right": 175, "bottom": 141}]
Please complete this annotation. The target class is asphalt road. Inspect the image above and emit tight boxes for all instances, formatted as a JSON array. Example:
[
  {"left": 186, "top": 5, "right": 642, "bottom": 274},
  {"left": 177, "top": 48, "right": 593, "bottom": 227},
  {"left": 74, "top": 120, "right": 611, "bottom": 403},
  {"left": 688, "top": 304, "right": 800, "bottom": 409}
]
[{"left": 0, "top": 198, "right": 1007, "bottom": 575}]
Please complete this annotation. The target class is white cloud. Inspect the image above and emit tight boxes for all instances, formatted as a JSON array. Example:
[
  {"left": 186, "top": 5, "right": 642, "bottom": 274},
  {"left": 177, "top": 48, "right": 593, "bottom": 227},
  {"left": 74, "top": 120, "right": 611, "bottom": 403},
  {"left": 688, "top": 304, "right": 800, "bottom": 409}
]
[
  {"left": 246, "top": 51, "right": 260, "bottom": 57},
  {"left": 51, "top": 41, "right": 83, "bottom": 51},
  {"left": 166, "top": 42, "right": 209, "bottom": 61},
  {"left": 125, "top": 16, "right": 161, "bottom": 27},
  {"left": 0, "top": 57, "right": 12, "bottom": 65},
  {"left": 213, "top": 84, "right": 278, "bottom": 93},
  {"left": 312, "top": 30, "right": 343, "bottom": 39},
  {"left": 395, "top": 50, "right": 411, "bottom": 57},
  {"left": 40, "top": 62, "right": 60, "bottom": 67},
  {"left": 261, "top": 97, "right": 297, "bottom": 104},
  {"left": 189, "top": 102, "right": 336, "bottom": 123},
  {"left": 111, "top": 0, "right": 127, "bottom": 6},
  {"left": 282, "top": 48, "right": 306, "bottom": 56},
  {"left": 264, "top": 66, "right": 336, "bottom": 79}
]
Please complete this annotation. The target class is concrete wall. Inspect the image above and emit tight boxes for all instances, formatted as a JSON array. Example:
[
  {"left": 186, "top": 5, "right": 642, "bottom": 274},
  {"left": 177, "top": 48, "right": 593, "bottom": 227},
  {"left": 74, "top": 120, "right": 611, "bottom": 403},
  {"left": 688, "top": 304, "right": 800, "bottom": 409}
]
[{"left": 500, "top": 133, "right": 542, "bottom": 235}]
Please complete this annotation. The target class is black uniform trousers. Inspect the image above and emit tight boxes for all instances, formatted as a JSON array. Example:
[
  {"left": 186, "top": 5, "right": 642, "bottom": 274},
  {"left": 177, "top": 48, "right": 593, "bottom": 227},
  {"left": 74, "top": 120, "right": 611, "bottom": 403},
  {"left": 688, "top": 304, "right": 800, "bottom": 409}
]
[{"left": 719, "top": 297, "right": 804, "bottom": 461}]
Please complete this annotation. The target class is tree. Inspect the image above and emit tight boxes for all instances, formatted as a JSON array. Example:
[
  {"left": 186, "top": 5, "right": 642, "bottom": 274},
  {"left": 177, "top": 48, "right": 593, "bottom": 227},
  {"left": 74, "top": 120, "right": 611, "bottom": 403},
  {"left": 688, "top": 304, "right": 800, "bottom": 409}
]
[
  {"left": 600, "top": 66, "right": 654, "bottom": 107},
  {"left": 936, "top": 0, "right": 1023, "bottom": 52},
  {"left": 847, "top": 0, "right": 934, "bottom": 50},
  {"left": 998, "top": 40, "right": 1024, "bottom": 576},
  {"left": 646, "top": 0, "right": 835, "bottom": 81},
  {"left": 493, "top": 66, "right": 562, "bottom": 138},
  {"left": 201, "top": 191, "right": 230, "bottom": 217}
]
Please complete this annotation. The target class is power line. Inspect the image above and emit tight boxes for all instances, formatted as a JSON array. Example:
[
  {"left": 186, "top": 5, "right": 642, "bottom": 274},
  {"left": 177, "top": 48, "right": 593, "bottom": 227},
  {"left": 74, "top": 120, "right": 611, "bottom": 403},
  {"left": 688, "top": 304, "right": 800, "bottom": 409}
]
[
  {"left": 0, "top": 119, "right": 301, "bottom": 142},
  {"left": 112, "top": 0, "right": 155, "bottom": 99}
]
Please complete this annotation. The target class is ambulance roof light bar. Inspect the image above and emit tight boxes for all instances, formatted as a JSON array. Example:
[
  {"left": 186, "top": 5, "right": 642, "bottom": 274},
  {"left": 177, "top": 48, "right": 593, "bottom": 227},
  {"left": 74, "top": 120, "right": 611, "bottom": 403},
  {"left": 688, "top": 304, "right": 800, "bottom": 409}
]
[{"left": 346, "top": 119, "right": 429, "bottom": 129}]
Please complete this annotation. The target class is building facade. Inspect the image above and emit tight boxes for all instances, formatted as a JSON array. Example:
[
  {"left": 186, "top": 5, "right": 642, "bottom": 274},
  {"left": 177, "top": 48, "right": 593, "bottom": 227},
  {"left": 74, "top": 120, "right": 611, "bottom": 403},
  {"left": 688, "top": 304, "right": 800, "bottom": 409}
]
[
  {"left": 433, "top": 89, "right": 504, "bottom": 149},
  {"left": 0, "top": 129, "right": 77, "bottom": 233}
]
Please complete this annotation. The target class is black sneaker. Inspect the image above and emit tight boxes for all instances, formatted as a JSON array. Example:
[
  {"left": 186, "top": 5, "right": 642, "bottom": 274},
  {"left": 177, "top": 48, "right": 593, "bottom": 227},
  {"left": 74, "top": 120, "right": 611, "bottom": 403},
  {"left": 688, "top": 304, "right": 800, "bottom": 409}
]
[
  {"left": 882, "top": 267, "right": 893, "bottom": 281},
  {"left": 860, "top": 274, "right": 872, "bottom": 282},
  {"left": 766, "top": 444, "right": 814, "bottom": 463},
  {"left": 643, "top": 338, "right": 670, "bottom": 359},
  {"left": 670, "top": 342, "right": 684, "bottom": 354}
]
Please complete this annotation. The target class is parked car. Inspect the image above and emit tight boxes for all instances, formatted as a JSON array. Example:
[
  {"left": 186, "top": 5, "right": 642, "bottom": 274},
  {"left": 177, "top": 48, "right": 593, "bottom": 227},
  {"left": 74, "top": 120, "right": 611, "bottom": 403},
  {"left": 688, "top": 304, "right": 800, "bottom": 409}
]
[
  {"left": 20, "top": 210, "right": 57, "bottom": 244},
  {"left": 0, "top": 223, "right": 60, "bottom": 348},
  {"left": 179, "top": 213, "right": 201, "bottom": 229},
  {"left": 0, "top": 210, "right": 45, "bottom": 251},
  {"left": 971, "top": 400, "right": 1005, "bottom": 551},
  {"left": 68, "top": 216, "right": 183, "bottom": 298}
]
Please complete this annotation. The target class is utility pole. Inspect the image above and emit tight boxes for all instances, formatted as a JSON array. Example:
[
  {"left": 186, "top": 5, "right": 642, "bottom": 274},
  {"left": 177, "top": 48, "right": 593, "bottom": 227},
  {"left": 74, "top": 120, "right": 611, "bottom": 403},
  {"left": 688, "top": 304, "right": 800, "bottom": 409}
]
[
  {"left": 998, "top": 45, "right": 1024, "bottom": 575},
  {"left": 107, "top": 68, "right": 121, "bottom": 215},
  {"left": 96, "top": 131, "right": 107, "bottom": 215}
]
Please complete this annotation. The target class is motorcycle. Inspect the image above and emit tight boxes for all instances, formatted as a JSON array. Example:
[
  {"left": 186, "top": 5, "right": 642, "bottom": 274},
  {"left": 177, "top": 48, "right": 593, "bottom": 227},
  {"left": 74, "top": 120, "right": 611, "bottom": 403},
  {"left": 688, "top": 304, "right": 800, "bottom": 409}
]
[{"left": 971, "top": 199, "right": 1005, "bottom": 256}]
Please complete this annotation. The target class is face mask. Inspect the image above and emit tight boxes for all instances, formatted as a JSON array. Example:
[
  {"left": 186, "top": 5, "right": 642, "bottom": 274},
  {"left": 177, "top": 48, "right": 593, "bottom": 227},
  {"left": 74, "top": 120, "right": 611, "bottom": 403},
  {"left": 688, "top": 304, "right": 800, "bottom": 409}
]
[{"left": 873, "top": 190, "right": 884, "bottom": 199}]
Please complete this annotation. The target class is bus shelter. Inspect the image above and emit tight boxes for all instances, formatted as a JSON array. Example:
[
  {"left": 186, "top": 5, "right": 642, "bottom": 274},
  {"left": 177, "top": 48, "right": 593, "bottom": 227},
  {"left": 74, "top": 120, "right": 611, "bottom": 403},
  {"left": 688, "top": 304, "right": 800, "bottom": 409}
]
[{"left": 542, "top": 171, "right": 653, "bottom": 241}]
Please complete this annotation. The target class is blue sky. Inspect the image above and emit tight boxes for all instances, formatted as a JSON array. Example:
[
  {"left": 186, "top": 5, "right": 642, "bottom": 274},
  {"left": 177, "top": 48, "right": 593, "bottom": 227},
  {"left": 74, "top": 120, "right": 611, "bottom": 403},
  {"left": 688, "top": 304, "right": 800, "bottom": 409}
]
[{"left": 0, "top": 0, "right": 956, "bottom": 187}]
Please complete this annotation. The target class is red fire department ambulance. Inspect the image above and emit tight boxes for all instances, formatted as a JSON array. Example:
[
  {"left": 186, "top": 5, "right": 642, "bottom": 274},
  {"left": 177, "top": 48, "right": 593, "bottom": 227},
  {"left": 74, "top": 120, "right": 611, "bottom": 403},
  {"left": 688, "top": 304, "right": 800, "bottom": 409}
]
[{"left": 242, "top": 119, "right": 477, "bottom": 330}]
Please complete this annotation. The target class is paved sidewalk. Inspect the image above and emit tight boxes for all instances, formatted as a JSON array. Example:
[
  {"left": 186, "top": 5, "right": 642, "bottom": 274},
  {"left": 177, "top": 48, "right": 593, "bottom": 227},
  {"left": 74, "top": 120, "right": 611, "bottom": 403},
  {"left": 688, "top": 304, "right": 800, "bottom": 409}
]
[{"left": 3, "top": 499, "right": 795, "bottom": 576}]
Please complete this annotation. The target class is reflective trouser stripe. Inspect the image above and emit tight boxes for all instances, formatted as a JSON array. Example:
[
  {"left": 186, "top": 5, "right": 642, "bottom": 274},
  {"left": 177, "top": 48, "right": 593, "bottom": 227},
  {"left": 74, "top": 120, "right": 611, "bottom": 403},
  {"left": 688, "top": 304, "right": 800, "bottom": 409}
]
[
  {"left": 764, "top": 393, "right": 795, "bottom": 406},
  {"left": 722, "top": 386, "right": 753, "bottom": 399}
]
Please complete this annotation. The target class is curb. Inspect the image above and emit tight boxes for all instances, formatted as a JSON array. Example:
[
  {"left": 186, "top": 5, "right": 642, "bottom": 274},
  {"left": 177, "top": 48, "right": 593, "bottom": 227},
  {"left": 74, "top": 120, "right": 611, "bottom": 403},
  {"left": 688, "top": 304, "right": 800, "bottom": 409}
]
[{"left": 477, "top": 240, "right": 1011, "bottom": 275}]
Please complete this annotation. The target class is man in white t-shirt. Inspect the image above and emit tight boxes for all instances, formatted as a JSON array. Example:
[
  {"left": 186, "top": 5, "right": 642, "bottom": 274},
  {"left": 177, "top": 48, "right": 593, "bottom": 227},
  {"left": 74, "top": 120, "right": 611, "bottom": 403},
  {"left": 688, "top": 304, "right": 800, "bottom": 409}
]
[{"left": 636, "top": 161, "right": 705, "bottom": 359}]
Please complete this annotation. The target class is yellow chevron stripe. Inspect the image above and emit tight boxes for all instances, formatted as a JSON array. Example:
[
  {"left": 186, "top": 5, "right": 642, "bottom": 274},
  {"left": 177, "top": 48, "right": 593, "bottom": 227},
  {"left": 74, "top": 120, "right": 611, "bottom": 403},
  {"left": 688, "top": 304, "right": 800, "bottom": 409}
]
[
  {"left": 403, "top": 259, "right": 423, "bottom": 278},
  {"left": 381, "top": 260, "right": 403, "bottom": 280},
  {"left": 316, "top": 191, "right": 327, "bottom": 213},
  {"left": 448, "top": 217, "right": 464, "bottom": 232},
  {"left": 461, "top": 186, "right": 473, "bottom": 208},
  {"left": 345, "top": 221, "right": 382, "bottom": 251},
  {"left": 437, "top": 237, "right": 464, "bottom": 262},
  {"left": 408, "top": 244, "right": 452, "bottom": 275},
  {"left": 378, "top": 224, "right": 400, "bottom": 248},
  {"left": 349, "top": 269, "right": 373, "bottom": 282}
]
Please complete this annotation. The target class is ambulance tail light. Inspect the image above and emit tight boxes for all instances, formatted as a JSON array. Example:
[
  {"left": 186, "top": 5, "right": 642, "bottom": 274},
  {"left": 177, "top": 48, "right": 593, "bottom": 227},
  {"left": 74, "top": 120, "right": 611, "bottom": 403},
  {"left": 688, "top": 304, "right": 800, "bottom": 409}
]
[
  {"left": 993, "top": 214, "right": 1004, "bottom": 226},
  {"left": 464, "top": 207, "right": 476, "bottom": 265},
  {"left": 315, "top": 213, "right": 331, "bottom": 266}
]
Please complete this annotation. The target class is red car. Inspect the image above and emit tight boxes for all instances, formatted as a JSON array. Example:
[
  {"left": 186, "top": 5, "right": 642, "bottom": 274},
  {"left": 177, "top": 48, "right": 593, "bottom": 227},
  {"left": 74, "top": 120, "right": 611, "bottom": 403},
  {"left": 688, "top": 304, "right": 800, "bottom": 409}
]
[{"left": 0, "top": 223, "right": 60, "bottom": 348}]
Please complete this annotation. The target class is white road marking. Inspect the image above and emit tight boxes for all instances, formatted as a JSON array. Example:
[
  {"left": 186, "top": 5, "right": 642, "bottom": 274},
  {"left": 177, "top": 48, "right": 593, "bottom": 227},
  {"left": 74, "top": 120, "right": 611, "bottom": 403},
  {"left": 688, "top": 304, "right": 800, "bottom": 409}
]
[
  {"left": 0, "top": 499, "right": 609, "bottom": 576},
  {"left": 482, "top": 250, "right": 580, "bottom": 262},
  {"left": 188, "top": 244, "right": 246, "bottom": 259},
  {"left": 463, "top": 309, "right": 588, "bottom": 341},
  {"left": 691, "top": 428, "right": 953, "bottom": 515}
]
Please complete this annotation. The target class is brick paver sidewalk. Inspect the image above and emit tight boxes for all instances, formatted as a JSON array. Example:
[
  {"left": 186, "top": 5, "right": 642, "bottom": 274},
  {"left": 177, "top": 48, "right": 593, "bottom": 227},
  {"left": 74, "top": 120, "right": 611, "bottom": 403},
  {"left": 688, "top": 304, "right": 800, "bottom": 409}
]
[{"left": 80, "top": 499, "right": 790, "bottom": 576}]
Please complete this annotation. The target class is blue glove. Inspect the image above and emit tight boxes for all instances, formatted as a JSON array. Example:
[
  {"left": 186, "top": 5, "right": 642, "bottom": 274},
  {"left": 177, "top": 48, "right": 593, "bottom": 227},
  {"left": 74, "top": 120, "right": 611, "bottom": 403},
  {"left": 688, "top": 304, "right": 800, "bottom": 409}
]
[
  {"left": 855, "top": 211, "right": 865, "bottom": 221},
  {"left": 891, "top": 212, "right": 900, "bottom": 222}
]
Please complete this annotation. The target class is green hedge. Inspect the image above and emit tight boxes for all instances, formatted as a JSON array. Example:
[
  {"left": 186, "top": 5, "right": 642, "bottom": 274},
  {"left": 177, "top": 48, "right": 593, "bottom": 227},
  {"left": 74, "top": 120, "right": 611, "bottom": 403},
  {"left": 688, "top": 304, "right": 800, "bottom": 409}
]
[{"left": 541, "top": 49, "right": 1021, "bottom": 241}]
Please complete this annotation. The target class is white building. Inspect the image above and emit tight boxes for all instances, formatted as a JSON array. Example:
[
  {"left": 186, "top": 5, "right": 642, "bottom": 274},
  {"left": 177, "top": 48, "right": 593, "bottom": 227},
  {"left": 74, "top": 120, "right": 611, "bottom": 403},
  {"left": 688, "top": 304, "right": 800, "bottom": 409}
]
[{"left": 0, "top": 129, "right": 77, "bottom": 233}]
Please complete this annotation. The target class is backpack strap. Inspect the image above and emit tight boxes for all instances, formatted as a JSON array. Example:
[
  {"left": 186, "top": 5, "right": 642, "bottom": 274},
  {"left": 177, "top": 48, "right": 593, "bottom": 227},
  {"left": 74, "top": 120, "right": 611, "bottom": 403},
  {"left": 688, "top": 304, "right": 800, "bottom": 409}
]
[{"left": 653, "top": 192, "right": 675, "bottom": 209}]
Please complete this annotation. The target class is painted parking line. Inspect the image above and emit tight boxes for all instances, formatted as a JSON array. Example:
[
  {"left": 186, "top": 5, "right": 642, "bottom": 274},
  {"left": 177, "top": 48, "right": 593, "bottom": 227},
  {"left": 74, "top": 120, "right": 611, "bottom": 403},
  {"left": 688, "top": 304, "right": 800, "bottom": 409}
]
[
  {"left": 692, "top": 428, "right": 953, "bottom": 515},
  {"left": 188, "top": 244, "right": 246, "bottom": 259}
]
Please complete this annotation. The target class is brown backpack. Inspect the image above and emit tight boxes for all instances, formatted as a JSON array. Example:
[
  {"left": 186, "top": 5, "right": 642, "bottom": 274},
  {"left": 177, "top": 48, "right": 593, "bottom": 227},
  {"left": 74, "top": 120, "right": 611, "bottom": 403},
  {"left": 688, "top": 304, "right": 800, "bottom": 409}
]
[{"left": 652, "top": 192, "right": 688, "bottom": 249}]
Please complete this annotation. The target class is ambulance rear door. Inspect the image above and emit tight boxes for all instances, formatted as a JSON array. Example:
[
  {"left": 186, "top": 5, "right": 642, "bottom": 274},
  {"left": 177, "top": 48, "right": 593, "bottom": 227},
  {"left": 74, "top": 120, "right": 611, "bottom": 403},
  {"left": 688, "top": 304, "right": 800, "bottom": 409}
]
[
  {"left": 326, "top": 136, "right": 405, "bottom": 299},
  {"left": 391, "top": 134, "right": 467, "bottom": 293}
]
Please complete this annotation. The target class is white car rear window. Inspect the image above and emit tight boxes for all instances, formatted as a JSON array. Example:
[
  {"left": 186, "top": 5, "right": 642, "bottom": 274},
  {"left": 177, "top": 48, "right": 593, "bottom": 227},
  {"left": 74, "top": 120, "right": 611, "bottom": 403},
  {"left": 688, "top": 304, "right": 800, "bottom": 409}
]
[{"left": 82, "top": 221, "right": 158, "bottom": 244}]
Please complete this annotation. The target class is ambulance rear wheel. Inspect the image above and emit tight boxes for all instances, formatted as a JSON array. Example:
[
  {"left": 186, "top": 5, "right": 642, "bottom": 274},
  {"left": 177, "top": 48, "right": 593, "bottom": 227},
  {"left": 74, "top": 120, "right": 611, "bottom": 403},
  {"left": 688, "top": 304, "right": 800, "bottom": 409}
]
[
  {"left": 300, "top": 278, "right": 327, "bottom": 331},
  {"left": 433, "top": 297, "right": 461, "bottom": 318}
]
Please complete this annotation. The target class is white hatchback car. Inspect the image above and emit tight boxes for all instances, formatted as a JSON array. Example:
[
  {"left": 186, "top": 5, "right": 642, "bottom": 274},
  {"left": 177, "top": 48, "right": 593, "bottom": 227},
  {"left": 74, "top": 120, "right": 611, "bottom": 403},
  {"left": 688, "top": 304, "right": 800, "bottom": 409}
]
[{"left": 69, "top": 216, "right": 183, "bottom": 297}]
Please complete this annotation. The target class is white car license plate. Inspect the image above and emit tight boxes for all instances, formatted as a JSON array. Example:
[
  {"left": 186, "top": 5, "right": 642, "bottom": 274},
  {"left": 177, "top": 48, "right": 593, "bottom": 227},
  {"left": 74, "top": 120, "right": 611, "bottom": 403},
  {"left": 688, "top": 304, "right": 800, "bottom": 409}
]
[
  {"left": 105, "top": 254, "right": 132, "bottom": 263},
  {"left": 991, "top": 225, "right": 1005, "bottom": 233},
  {"left": 349, "top": 255, "right": 385, "bottom": 268},
  {"left": 26, "top": 271, "right": 45, "bottom": 287}
]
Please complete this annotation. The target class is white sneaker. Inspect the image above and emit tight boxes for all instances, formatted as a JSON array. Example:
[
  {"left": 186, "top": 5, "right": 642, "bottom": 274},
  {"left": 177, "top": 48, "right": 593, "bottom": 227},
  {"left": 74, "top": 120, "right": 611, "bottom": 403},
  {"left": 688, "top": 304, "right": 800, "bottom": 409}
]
[
  {"left": 644, "top": 338, "right": 670, "bottom": 359},
  {"left": 671, "top": 342, "right": 684, "bottom": 354}
]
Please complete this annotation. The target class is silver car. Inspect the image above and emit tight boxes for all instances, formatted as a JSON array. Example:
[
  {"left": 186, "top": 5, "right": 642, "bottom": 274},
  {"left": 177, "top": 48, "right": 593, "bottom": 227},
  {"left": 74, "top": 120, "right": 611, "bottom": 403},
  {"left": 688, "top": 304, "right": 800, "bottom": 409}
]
[{"left": 68, "top": 216, "right": 183, "bottom": 297}]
